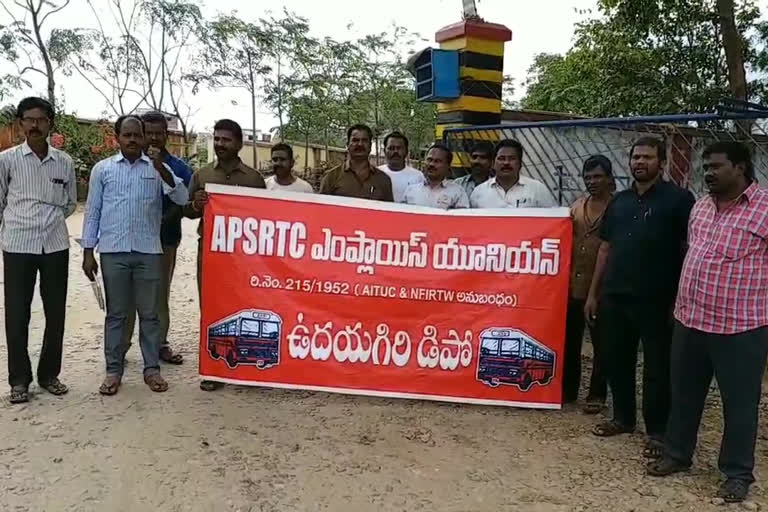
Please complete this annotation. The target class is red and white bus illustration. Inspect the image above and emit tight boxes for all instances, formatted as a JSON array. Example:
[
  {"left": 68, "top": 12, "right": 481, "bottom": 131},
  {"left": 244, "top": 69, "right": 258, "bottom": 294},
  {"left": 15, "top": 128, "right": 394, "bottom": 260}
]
[
  {"left": 477, "top": 328, "right": 555, "bottom": 391},
  {"left": 207, "top": 310, "right": 282, "bottom": 369}
]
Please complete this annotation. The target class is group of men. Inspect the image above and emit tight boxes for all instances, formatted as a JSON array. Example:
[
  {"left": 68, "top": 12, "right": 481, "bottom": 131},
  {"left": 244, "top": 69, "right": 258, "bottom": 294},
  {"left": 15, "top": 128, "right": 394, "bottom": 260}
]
[
  {"left": 1, "top": 96, "right": 767, "bottom": 503},
  {"left": 564, "top": 137, "right": 768, "bottom": 503}
]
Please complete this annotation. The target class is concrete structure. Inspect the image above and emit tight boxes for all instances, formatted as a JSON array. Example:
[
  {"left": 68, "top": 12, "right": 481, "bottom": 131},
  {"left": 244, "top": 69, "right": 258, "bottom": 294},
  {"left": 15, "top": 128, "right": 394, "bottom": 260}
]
[{"left": 434, "top": 17, "right": 512, "bottom": 167}]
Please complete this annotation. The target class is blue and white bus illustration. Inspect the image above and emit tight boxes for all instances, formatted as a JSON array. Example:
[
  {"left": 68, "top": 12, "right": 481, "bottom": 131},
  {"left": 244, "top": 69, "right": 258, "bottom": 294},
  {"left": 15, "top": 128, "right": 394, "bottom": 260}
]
[
  {"left": 207, "top": 310, "right": 282, "bottom": 370},
  {"left": 477, "top": 328, "right": 555, "bottom": 391}
]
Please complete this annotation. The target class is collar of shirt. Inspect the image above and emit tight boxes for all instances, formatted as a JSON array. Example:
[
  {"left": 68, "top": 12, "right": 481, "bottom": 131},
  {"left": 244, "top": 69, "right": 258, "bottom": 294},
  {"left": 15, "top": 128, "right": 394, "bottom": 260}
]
[
  {"left": 706, "top": 181, "right": 760, "bottom": 208},
  {"left": 21, "top": 141, "right": 58, "bottom": 163},
  {"left": 422, "top": 177, "right": 449, "bottom": 188},
  {"left": 488, "top": 176, "right": 527, "bottom": 190},
  {"left": 344, "top": 162, "right": 381, "bottom": 176},
  {"left": 114, "top": 152, "right": 150, "bottom": 164},
  {"left": 215, "top": 158, "right": 246, "bottom": 174}
]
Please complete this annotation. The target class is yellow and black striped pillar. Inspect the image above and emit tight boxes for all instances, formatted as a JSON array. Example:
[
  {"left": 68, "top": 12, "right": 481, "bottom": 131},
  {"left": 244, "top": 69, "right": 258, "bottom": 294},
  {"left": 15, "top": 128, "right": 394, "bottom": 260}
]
[{"left": 435, "top": 20, "right": 512, "bottom": 167}]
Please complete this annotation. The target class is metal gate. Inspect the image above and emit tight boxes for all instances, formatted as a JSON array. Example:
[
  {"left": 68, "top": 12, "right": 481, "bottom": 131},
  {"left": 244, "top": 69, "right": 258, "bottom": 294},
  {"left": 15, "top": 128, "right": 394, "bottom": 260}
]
[{"left": 442, "top": 102, "right": 768, "bottom": 206}]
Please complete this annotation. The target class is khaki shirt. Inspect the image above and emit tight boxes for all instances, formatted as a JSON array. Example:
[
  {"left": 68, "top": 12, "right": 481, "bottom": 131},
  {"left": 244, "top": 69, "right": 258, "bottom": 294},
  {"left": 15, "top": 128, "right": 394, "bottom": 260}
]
[
  {"left": 320, "top": 163, "right": 394, "bottom": 202},
  {"left": 184, "top": 159, "right": 266, "bottom": 236},
  {"left": 569, "top": 195, "right": 608, "bottom": 300}
]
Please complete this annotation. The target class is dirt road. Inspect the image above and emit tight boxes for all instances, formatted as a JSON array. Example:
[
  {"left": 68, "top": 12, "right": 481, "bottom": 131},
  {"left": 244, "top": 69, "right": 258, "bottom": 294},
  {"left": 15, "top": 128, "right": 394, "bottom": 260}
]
[{"left": 0, "top": 212, "right": 765, "bottom": 511}]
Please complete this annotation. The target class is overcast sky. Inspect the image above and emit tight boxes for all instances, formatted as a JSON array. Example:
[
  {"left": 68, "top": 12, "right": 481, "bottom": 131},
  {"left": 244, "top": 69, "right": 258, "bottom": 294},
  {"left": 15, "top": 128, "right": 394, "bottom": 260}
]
[{"left": 6, "top": 0, "right": 600, "bottom": 132}]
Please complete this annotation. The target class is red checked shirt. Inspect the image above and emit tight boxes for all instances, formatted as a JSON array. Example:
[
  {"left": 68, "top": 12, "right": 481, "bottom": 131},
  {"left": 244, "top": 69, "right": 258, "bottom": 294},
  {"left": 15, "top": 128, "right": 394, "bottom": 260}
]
[{"left": 675, "top": 182, "right": 768, "bottom": 334}]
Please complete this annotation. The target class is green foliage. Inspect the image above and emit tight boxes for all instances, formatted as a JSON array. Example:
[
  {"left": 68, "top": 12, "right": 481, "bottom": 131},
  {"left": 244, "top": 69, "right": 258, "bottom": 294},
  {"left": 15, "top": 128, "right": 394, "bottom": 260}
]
[
  {"left": 522, "top": 0, "right": 766, "bottom": 116},
  {"left": 52, "top": 114, "right": 117, "bottom": 179}
]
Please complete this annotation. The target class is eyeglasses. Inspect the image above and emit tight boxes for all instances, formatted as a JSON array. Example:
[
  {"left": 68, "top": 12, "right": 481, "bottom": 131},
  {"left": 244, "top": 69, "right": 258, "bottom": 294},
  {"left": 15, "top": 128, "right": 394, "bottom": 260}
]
[{"left": 21, "top": 116, "right": 50, "bottom": 125}]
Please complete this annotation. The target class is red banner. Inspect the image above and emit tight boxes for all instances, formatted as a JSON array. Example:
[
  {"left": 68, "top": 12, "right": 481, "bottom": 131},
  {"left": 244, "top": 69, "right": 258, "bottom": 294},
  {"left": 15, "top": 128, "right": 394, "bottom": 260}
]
[{"left": 200, "top": 185, "right": 572, "bottom": 408}]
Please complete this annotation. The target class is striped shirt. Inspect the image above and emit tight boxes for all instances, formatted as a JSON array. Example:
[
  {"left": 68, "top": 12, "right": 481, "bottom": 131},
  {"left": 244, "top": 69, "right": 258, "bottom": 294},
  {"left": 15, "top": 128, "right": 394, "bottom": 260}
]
[
  {"left": 675, "top": 182, "right": 768, "bottom": 334},
  {"left": 81, "top": 153, "right": 188, "bottom": 254},
  {"left": 470, "top": 176, "right": 556, "bottom": 208},
  {"left": 0, "top": 141, "right": 77, "bottom": 254},
  {"left": 403, "top": 179, "right": 470, "bottom": 209}
]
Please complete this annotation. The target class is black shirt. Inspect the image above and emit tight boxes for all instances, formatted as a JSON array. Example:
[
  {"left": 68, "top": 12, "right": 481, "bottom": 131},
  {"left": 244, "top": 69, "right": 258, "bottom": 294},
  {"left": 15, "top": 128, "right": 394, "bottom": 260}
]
[{"left": 599, "top": 179, "right": 695, "bottom": 305}]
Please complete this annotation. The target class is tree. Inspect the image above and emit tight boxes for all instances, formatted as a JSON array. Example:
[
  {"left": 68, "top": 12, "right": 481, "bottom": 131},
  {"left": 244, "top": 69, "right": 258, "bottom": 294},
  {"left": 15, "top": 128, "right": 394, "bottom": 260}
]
[
  {"left": 522, "top": 0, "right": 765, "bottom": 116},
  {"left": 58, "top": 0, "right": 202, "bottom": 147},
  {"left": 259, "top": 10, "right": 310, "bottom": 139},
  {"left": 0, "top": 0, "right": 88, "bottom": 109},
  {"left": 192, "top": 14, "right": 271, "bottom": 166},
  {"left": 717, "top": 0, "right": 747, "bottom": 100}
]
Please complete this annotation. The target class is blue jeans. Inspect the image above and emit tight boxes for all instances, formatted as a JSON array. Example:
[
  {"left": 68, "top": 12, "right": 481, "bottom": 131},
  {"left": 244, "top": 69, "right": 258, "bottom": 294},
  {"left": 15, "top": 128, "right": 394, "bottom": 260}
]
[{"left": 100, "top": 252, "right": 162, "bottom": 377}]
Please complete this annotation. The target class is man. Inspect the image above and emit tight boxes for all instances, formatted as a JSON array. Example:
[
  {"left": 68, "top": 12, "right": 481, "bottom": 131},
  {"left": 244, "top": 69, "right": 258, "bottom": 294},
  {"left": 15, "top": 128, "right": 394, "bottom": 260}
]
[
  {"left": 265, "top": 143, "right": 313, "bottom": 193},
  {"left": 320, "top": 124, "right": 393, "bottom": 202},
  {"left": 470, "top": 139, "right": 555, "bottom": 208},
  {"left": 453, "top": 141, "right": 494, "bottom": 197},
  {"left": 648, "top": 142, "right": 768, "bottom": 504},
  {"left": 184, "top": 119, "right": 266, "bottom": 392},
  {"left": 377, "top": 131, "right": 422, "bottom": 202},
  {"left": 563, "top": 155, "right": 613, "bottom": 412},
  {"left": 0, "top": 97, "right": 76, "bottom": 404},
  {"left": 584, "top": 137, "right": 695, "bottom": 459},
  {"left": 122, "top": 111, "right": 192, "bottom": 365},
  {"left": 403, "top": 144, "right": 469, "bottom": 209},
  {"left": 81, "top": 116, "right": 188, "bottom": 395}
]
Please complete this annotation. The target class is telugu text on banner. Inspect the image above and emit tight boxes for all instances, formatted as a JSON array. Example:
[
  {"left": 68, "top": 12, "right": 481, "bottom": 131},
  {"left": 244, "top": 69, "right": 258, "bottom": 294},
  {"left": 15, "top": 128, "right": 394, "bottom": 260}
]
[{"left": 199, "top": 185, "right": 572, "bottom": 409}]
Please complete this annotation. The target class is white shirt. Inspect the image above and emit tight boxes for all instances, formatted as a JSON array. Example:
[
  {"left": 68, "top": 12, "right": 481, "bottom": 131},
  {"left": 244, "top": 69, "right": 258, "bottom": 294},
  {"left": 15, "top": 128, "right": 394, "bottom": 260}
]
[
  {"left": 266, "top": 175, "right": 314, "bottom": 193},
  {"left": 403, "top": 179, "right": 470, "bottom": 210},
  {"left": 0, "top": 142, "right": 77, "bottom": 254},
  {"left": 378, "top": 164, "right": 423, "bottom": 203},
  {"left": 470, "top": 176, "right": 556, "bottom": 209}
]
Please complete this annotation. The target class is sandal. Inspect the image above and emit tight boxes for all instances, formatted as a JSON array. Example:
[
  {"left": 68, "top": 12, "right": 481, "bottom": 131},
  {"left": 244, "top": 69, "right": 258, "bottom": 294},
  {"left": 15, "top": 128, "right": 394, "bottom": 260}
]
[
  {"left": 144, "top": 373, "right": 169, "bottom": 393},
  {"left": 98, "top": 376, "right": 121, "bottom": 396},
  {"left": 200, "top": 380, "right": 224, "bottom": 391},
  {"left": 159, "top": 346, "right": 183, "bottom": 365},
  {"left": 9, "top": 385, "right": 29, "bottom": 404},
  {"left": 643, "top": 438, "right": 664, "bottom": 459},
  {"left": 647, "top": 456, "right": 689, "bottom": 477},
  {"left": 592, "top": 420, "right": 634, "bottom": 437},
  {"left": 39, "top": 378, "right": 68, "bottom": 396},
  {"left": 717, "top": 479, "right": 750, "bottom": 503}
]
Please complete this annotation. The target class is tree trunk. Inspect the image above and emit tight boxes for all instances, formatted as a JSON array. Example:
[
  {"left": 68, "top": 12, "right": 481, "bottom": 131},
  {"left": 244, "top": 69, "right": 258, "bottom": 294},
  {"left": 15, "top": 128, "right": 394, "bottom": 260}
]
[
  {"left": 248, "top": 57, "right": 258, "bottom": 169},
  {"left": 717, "top": 0, "right": 747, "bottom": 100},
  {"left": 277, "top": 58, "right": 284, "bottom": 140},
  {"left": 29, "top": 3, "right": 56, "bottom": 109}
]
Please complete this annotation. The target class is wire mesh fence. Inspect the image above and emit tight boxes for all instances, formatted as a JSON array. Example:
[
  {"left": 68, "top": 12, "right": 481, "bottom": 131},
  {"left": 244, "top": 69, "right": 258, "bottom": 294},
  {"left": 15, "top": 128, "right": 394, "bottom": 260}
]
[{"left": 443, "top": 105, "right": 768, "bottom": 206}]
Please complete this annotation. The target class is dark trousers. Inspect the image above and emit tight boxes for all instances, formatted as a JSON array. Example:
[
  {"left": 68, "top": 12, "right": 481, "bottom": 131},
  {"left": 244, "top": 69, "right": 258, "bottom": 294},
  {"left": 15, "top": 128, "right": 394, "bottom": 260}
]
[
  {"left": 664, "top": 322, "right": 768, "bottom": 483},
  {"left": 3, "top": 250, "right": 69, "bottom": 387},
  {"left": 600, "top": 296, "right": 673, "bottom": 437},
  {"left": 563, "top": 298, "right": 607, "bottom": 402}
]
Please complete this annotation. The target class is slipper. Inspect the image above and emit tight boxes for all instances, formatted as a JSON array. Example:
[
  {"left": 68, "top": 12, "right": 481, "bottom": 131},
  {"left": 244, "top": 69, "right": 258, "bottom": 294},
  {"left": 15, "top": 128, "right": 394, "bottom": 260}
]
[
  {"left": 647, "top": 456, "right": 690, "bottom": 477},
  {"left": 39, "top": 378, "right": 68, "bottom": 396},
  {"left": 9, "top": 385, "right": 29, "bottom": 404},
  {"left": 200, "top": 380, "right": 224, "bottom": 391},
  {"left": 592, "top": 420, "right": 634, "bottom": 437},
  {"left": 98, "top": 376, "right": 121, "bottom": 396},
  {"left": 643, "top": 438, "right": 664, "bottom": 458},
  {"left": 717, "top": 479, "right": 750, "bottom": 503},
  {"left": 144, "top": 373, "right": 169, "bottom": 393},
  {"left": 159, "top": 346, "right": 183, "bottom": 365}
]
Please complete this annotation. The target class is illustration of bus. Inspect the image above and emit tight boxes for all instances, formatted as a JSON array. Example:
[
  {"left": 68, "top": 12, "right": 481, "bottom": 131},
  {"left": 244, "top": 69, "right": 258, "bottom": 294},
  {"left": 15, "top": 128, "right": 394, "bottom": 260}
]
[
  {"left": 477, "top": 328, "right": 555, "bottom": 391},
  {"left": 207, "top": 310, "right": 282, "bottom": 370}
]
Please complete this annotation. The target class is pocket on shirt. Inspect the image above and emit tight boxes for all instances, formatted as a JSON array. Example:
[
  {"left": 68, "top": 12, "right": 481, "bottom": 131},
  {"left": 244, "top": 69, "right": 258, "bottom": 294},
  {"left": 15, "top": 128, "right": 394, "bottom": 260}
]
[
  {"left": 44, "top": 174, "right": 68, "bottom": 207},
  {"left": 713, "top": 225, "right": 763, "bottom": 261},
  {"left": 140, "top": 176, "right": 159, "bottom": 200}
]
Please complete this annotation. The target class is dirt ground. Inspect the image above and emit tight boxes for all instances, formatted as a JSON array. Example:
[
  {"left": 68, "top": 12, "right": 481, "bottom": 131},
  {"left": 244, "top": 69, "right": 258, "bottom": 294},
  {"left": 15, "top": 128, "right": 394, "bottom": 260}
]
[{"left": 0, "top": 210, "right": 766, "bottom": 512}]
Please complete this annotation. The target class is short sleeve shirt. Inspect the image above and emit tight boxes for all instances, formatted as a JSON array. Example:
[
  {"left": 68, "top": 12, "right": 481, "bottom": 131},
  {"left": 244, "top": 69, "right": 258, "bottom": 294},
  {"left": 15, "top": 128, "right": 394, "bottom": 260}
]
[
  {"left": 320, "top": 164, "right": 393, "bottom": 202},
  {"left": 599, "top": 179, "right": 695, "bottom": 304},
  {"left": 403, "top": 180, "right": 470, "bottom": 209},
  {"left": 470, "top": 176, "right": 555, "bottom": 208}
]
